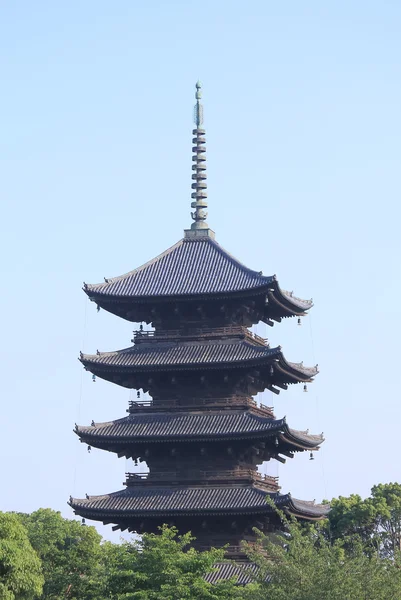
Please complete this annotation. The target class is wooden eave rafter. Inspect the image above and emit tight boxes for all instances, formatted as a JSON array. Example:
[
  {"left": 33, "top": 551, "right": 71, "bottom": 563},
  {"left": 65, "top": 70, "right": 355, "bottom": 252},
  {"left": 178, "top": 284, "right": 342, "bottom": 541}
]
[
  {"left": 75, "top": 421, "right": 323, "bottom": 454},
  {"left": 86, "top": 282, "right": 311, "bottom": 325},
  {"left": 86, "top": 283, "right": 272, "bottom": 306},
  {"left": 80, "top": 347, "right": 316, "bottom": 383},
  {"left": 69, "top": 493, "right": 328, "bottom": 522}
]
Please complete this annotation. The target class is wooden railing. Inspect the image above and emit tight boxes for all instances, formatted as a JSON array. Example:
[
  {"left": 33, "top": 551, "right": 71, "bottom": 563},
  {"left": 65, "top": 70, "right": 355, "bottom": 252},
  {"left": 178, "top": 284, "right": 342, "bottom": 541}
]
[
  {"left": 132, "top": 326, "right": 267, "bottom": 346},
  {"left": 196, "top": 544, "right": 247, "bottom": 554},
  {"left": 127, "top": 400, "right": 153, "bottom": 410},
  {"left": 125, "top": 470, "right": 279, "bottom": 489},
  {"left": 195, "top": 538, "right": 260, "bottom": 555},
  {"left": 128, "top": 397, "right": 274, "bottom": 417}
]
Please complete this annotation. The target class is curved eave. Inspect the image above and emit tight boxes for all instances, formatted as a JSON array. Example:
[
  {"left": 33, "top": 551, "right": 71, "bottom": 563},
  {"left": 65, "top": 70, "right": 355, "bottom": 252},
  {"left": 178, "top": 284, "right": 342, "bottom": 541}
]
[
  {"left": 79, "top": 345, "right": 281, "bottom": 373},
  {"left": 280, "top": 425, "right": 324, "bottom": 450},
  {"left": 74, "top": 419, "right": 286, "bottom": 447},
  {"left": 277, "top": 495, "right": 331, "bottom": 520},
  {"left": 69, "top": 489, "right": 329, "bottom": 521},
  {"left": 266, "top": 282, "right": 313, "bottom": 319},
  {"left": 79, "top": 345, "right": 317, "bottom": 385},
  {"left": 276, "top": 356, "right": 318, "bottom": 383},
  {"left": 84, "top": 280, "right": 274, "bottom": 304},
  {"left": 74, "top": 416, "right": 323, "bottom": 452},
  {"left": 85, "top": 279, "right": 312, "bottom": 326}
]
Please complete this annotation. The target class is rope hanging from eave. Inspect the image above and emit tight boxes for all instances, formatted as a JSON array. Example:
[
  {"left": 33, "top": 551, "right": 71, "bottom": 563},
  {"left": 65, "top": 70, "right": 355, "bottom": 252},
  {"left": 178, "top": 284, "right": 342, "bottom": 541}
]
[
  {"left": 72, "top": 295, "right": 88, "bottom": 497},
  {"left": 253, "top": 320, "right": 278, "bottom": 480},
  {"left": 309, "top": 312, "right": 328, "bottom": 500},
  {"left": 126, "top": 323, "right": 151, "bottom": 476}
]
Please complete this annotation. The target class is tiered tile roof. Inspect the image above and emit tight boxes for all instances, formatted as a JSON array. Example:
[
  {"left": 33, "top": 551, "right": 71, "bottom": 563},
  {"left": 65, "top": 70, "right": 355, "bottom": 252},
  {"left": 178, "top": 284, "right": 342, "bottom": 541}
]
[
  {"left": 80, "top": 339, "right": 318, "bottom": 382},
  {"left": 75, "top": 412, "right": 324, "bottom": 449},
  {"left": 84, "top": 236, "right": 312, "bottom": 321},
  {"left": 69, "top": 488, "right": 329, "bottom": 520}
]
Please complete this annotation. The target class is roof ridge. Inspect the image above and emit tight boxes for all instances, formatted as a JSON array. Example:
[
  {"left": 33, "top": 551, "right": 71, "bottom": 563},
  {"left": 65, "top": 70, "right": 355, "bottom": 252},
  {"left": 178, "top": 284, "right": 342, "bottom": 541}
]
[
  {"left": 76, "top": 412, "right": 288, "bottom": 431},
  {"left": 81, "top": 339, "right": 280, "bottom": 362},
  {"left": 87, "top": 238, "right": 185, "bottom": 288},
  {"left": 207, "top": 237, "right": 271, "bottom": 281}
]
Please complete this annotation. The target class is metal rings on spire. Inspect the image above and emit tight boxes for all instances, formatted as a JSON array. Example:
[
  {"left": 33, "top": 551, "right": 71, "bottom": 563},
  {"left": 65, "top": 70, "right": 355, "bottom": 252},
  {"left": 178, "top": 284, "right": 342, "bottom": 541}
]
[{"left": 191, "top": 82, "right": 209, "bottom": 230}]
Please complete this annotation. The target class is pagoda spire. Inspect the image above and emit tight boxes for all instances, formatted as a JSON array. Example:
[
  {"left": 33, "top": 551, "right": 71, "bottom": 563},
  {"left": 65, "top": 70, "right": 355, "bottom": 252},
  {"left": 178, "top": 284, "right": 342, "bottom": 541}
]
[{"left": 189, "top": 81, "right": 210, "bottom": 232}]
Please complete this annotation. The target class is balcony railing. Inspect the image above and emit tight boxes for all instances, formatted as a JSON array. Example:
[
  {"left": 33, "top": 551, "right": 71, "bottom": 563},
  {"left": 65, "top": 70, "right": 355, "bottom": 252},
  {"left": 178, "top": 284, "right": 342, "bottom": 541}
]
[
  {"left": 124, "top": 470, "right": 280, "bottom": 490},
  {"left": 196, "top": 543, "right": 252, "bottom": 555},
  {"left": 127, "top": 397, "right": 274, "bottom": 417},
  {"left": 132, "top": 326, "right": 267, "bottom": 346}
]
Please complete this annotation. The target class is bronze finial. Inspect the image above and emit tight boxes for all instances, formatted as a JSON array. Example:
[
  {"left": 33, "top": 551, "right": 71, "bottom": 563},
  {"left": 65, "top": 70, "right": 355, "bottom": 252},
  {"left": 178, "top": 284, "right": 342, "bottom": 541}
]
[
  {"left": 194, "top": 81, "right": 203, "bottom": 127},
  {"left": 190, "top": 82, "right": 208, "bottom": 230}
]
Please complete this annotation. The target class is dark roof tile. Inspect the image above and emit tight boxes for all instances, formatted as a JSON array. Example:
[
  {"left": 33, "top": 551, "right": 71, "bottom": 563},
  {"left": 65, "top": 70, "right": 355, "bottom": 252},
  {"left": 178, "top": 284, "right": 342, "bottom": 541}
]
[
  {"left": 70, "top": 487, "right": 330, "bottom": 519},
  {"left": 76, "top": 412, "right": 323, "bottom": 448},
  {"left": 85, "top": 237, "right": 273, "bottom": 298},
  {"left": 205, "top": 562, "right": 261, "bottom": 585},
  {"left": 81, "top": 339, "right": 318, "bottom": 380}
]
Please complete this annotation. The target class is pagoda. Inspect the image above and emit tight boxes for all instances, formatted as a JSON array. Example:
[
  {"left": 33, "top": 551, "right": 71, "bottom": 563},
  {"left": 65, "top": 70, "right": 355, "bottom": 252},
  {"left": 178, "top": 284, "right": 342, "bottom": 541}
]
[{"left": 69, "top": 83, "right": 328, "bottom": 555}]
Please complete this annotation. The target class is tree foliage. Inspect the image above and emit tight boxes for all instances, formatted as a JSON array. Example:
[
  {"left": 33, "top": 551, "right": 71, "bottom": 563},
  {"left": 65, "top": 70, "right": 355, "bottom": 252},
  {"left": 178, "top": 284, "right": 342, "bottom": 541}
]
[
  {"left": 0, "top": 513, "right": 44, "bottom": 600},
  {"left": 327, "top": 482, "right": 401, "bottom": 557},
  {"left": 5, "top": 482, "right": 401, "bottom": 599},
  {"left": 19, "top": 508, "right": 103, "bottom": 599},
  {"left": 243, "top": 508, "right": 401, "bottom": 600},
  {"left": 102, "top": 524, "right": 240, "bottom": 599}
]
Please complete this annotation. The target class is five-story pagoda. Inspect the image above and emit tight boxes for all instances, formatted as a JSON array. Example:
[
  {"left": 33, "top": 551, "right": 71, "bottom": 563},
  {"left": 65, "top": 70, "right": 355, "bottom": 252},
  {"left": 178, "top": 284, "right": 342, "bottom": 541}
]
[{"left": 70, "top": 83, "right": 329, "bottom": 554}]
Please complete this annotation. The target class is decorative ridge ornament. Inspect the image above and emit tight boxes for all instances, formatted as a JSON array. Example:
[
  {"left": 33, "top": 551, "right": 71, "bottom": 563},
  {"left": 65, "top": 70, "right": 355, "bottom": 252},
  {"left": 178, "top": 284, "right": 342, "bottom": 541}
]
[
  {"left": 185, "top": 82, "right": 215, "bottom": 239},
  {"left": 194, "top": 80, "right": 204, "bottom": 127}
]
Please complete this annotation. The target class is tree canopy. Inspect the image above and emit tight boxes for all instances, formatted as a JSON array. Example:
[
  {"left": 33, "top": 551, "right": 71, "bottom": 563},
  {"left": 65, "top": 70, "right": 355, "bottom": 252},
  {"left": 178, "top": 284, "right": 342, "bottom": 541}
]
[
  {"left": 101, "top": 525, "right": 240, "bottom": 599},
  {"left": 244, "top": 509, "right": 401, "bottom": 600},
  {"left": 327, "top": 482, "right": 401, "bottom": 557},
  {"left": 0, "top": 513, "right": 43, "bottom": 600},
  {"left": 3, "top": 482, "right": 401, "bottom": 599},
  {"left": 18, "top": 508, "right": 103, "bottom": 600}
]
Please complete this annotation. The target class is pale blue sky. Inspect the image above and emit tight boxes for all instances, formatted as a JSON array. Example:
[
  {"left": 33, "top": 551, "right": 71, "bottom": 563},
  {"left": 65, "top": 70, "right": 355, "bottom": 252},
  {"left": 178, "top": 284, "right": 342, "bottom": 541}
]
[{"left": 1, "top": 1, "right": 400, "bottom": 541}]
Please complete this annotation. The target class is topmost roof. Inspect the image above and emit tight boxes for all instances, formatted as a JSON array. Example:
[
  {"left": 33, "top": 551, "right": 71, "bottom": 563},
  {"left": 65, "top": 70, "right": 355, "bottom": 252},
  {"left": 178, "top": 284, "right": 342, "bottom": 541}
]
[
  {"left": 84, "top": 83, "right": 312, "bottom": 315},
  {"left": 84, "top": 236, "right": 276, "bottom": 299}
]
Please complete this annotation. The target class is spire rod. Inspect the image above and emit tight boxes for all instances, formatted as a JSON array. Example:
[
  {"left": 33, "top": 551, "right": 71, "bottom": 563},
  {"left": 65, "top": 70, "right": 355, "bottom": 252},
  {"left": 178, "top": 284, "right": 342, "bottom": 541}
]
[
  {"left": 190, "top": 81, "right": 209, "bottom": 231},
  {"left": 194, "top": 80, "right": 203, "bottom": 127}
]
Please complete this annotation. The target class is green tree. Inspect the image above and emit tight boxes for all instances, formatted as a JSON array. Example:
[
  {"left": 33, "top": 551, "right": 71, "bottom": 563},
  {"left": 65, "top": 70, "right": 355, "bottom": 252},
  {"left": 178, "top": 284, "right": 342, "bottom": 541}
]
[
  {"left": 0, "top": 512, "right": 43, "bottom": 600},
  {"left": 326, "top": 493, "right": 378, "bottom": 551},
  {"left": 371, "top": 482, "right": 401, "bottom": 556},
  {"left": 18, "top": 508, "right": 103, "bottom": 599},
  {"left": 243, "top": 516, "right": 401, "bottom": 600},
  {"left": 101, "top": 524, "right": 241, "bottom": 600},
  {"left": 328, "top": 482, "right": 401, "bottom": 557}
]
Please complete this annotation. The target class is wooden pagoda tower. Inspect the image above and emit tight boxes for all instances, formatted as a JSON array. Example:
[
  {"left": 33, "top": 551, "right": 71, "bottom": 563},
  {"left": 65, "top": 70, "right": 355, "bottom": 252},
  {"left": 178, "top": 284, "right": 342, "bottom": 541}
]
[{"left": 70, "top": 83, "right": 328, "bottom": 555}]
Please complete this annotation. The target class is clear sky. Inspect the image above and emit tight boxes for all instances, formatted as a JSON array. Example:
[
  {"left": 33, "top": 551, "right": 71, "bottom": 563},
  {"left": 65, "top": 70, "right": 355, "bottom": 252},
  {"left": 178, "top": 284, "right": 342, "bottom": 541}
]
[{"left": 1, "top": 1, "right": 400, "bottom": 542}]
